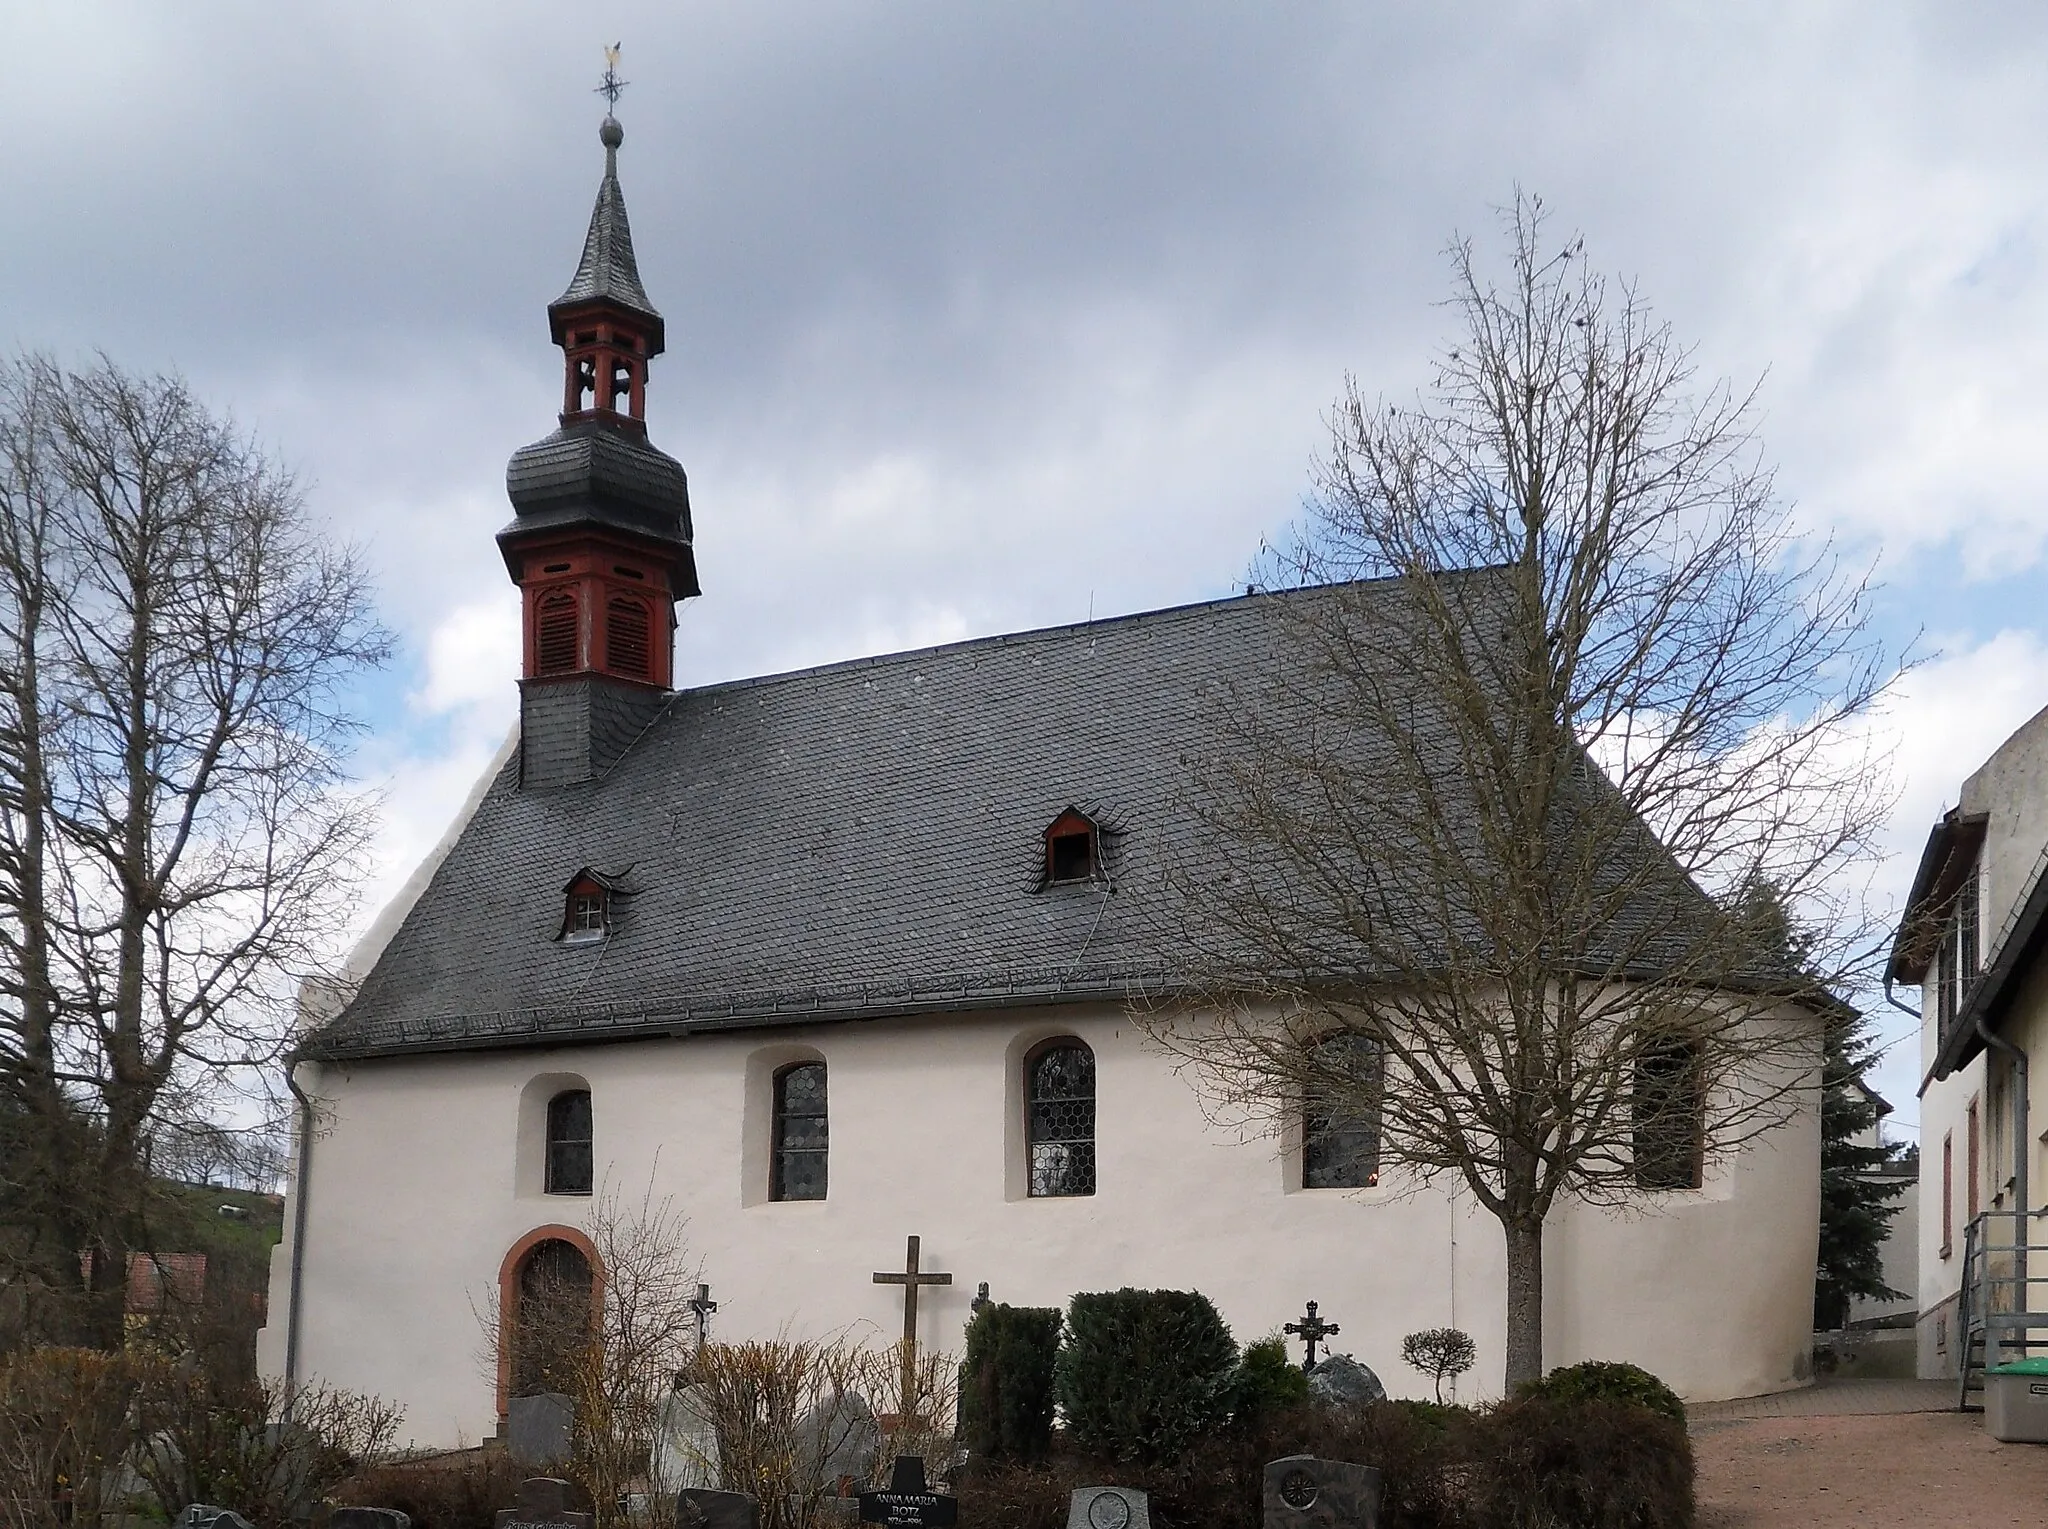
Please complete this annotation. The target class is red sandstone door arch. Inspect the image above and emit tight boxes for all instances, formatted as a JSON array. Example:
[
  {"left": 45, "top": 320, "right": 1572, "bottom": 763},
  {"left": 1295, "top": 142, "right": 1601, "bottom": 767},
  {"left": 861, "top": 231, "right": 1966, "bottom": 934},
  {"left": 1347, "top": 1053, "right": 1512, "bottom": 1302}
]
[{"left": 497, "top": 1225, "right": 603, "bottom": 1419}]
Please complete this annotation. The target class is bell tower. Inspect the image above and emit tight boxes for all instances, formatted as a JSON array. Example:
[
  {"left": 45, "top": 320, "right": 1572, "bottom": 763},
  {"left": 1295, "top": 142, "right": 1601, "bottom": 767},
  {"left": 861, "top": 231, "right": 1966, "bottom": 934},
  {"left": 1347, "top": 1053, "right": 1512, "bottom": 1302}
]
[{"left": 499, "top": 93, "right": 699, "bottom": 789}]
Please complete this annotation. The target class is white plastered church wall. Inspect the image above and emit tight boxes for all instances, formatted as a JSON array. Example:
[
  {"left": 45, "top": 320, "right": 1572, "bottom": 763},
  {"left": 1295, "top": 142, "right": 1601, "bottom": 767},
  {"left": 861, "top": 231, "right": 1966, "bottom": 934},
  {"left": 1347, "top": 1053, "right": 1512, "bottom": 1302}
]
[{"left": 259, "top": 1002, "right": 1817, "bottom": 1449}]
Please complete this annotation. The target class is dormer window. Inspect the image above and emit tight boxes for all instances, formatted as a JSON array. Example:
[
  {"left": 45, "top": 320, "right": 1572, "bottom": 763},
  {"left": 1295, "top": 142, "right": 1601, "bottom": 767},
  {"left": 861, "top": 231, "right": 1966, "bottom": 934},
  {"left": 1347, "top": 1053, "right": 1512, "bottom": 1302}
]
[
  {"left": 1043, "top": 808, "right": 1100, "bottom": 885},
  {"left": 558, "top": 870, "right": 618, "bottom": 944}
]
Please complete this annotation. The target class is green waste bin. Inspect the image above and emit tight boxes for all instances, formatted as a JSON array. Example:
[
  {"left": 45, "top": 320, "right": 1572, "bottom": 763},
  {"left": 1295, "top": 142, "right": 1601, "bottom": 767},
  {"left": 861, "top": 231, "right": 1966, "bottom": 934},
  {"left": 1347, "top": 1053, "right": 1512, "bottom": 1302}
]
[{"left": 1984, "top": 1356, "right": 2048, "bottom": 1442}]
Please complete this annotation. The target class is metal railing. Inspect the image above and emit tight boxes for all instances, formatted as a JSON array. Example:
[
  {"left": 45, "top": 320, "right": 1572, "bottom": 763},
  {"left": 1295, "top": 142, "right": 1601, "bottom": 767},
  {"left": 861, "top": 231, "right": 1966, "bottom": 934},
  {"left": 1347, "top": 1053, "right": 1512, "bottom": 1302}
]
[{"left": 1956, "top": 1208, "right": 2048, "bottom": 1409}]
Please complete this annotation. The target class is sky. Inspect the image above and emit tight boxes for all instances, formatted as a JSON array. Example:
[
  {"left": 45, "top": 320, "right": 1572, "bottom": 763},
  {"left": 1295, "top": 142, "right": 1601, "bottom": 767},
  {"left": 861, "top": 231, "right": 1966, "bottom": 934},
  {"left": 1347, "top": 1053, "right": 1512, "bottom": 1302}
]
[{"left": 5, "top": 2, "right": 2048, "bottom": 1136}]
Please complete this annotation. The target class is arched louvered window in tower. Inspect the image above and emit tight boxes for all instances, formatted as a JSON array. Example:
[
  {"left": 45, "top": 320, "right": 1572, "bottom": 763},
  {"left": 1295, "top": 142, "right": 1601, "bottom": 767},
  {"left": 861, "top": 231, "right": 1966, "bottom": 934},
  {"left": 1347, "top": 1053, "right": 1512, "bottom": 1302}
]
[
  {"left": 535, "top": 589, "right": 580, "bottom": 676},
  {"left": 545, "top": 1088, "right": 594, "bottom": 1195},
  {"left": 606, "top": 595, "right": 652, "bottom": 680},
  {"left": 771, "top": 1062, "right": 828, "bottom": 1201},
  {"left": 1302, "top": 1033, "right": 1382, "bottom": 1189},
  {"left": 1027, "top": 1040, "right": 1096, "bottom": 1197}
]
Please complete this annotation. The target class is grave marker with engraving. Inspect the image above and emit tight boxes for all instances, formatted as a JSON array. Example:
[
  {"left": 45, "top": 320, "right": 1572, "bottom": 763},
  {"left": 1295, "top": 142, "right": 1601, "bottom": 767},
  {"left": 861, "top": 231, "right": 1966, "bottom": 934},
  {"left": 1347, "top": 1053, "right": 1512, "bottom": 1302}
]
[
  {"left": 1262, "top": 1455, "right": 1382, "bottom": 1529},
  {"left": 855, "top": 1456, "right": 956, "bottom": 1527},
  {"left": 1066, "top": 1484, "right": 1150, "bottom": 1529},
  {"left": 674, "top": 1487, "right": 760, "bottom": 1529}
]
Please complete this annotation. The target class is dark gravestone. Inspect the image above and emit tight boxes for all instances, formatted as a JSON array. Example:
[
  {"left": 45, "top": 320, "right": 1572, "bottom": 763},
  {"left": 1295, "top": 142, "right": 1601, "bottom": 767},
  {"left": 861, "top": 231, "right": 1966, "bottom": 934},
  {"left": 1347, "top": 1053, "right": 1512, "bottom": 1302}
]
[
  {"left": 332, "top": 1511, "right": 412, "bottom": 1529},
  {"left": 1067, "top": 1484, "right": 1151, "bottom": 1529},
  {"left": 674, "top": 1488, "right": 760, "bottom": 1529},
  {"left": 494, "top": 1477, "right": 591, "bottom": 1529},
  {"left": 507, "top": 1393, "right": 575, "bottom": 1466},
  {"left": 856, "top": 1457, "right": 957, "bottom": 1527},
  {"left": 175, "top": 1508, "right": 254, "bottom": 1529},
  {"left": 1263, "top": 1455, "right": 1383, "bottom": 1529}
]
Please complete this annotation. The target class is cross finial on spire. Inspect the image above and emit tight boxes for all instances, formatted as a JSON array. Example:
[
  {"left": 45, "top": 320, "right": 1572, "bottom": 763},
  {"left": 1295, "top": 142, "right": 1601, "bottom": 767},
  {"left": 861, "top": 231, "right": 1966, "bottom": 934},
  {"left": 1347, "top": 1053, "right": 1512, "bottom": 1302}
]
[{"left": 596, "top": 42, "right": 629, "bottom": 114}]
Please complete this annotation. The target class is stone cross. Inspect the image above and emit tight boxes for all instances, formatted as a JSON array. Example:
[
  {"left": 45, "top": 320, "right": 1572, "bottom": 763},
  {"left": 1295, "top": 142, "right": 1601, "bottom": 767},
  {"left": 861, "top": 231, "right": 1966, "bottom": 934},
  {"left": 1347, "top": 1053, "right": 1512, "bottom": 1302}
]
[
  {"left": 872, "top": 1236, "right": 951, "bottom": 1416},
  {"left": 689, "top": 1282, "right": 718, "bottom": 1351},
  {"left": 1284, "top": 1301, "right": 1340, "bottom": 1372}
]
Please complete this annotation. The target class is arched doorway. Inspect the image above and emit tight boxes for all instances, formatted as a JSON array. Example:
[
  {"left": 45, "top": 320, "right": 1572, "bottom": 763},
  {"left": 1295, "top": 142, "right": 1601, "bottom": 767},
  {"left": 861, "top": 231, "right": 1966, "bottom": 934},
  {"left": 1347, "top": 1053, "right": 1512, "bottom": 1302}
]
[{"left": 498, "top": 1226, "right": 601, "bottom": 1416}]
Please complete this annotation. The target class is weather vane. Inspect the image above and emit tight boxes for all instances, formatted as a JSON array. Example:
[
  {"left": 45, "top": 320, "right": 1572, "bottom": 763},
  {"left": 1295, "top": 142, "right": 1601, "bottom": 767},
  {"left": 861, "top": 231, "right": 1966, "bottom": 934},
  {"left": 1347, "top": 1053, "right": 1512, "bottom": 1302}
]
[{"left": 595, "top": 42, "right": 629, "bottom": 114}]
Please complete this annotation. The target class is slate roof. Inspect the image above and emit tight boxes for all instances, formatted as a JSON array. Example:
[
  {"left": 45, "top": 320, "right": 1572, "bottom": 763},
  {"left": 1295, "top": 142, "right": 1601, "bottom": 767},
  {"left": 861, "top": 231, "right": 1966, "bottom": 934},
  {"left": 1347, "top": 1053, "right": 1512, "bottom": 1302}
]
[{"left": 310, "top": 574, "right": 1754, "bottom": 1062}]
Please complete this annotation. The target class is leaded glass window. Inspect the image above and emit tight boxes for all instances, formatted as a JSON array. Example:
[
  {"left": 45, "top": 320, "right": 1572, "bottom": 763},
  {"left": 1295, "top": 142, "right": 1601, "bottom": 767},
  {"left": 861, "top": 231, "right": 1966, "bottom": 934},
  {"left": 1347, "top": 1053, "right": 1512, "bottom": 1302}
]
[
  {"left": 772, "top": 1062, "right": 828, "bottom": 1201},
  {"left": 546, "top": 1089, "right": 594, "bottom": 1195},
  {"left": 1303, "top": 1033, "right": 1382, "bottom": 1189},
  {"left": 1028, "top": 1041, "right": 1096, "bottom": 1197}
]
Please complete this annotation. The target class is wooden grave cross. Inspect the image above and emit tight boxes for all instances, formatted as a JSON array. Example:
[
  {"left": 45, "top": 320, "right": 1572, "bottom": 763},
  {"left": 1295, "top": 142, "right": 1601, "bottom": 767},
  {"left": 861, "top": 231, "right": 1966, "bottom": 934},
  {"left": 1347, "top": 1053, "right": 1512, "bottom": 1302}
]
[{"left": 873, "top": 1234, "right": 951, "bottom": 1416}]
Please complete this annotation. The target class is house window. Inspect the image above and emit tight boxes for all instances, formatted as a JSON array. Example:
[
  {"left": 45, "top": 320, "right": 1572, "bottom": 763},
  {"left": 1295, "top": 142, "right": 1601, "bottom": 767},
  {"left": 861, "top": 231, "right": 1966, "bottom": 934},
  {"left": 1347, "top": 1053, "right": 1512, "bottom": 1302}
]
[
  {"left": 566, "top": 890, "right": 606, "bottom": 941},
  {"left": 1302, "top": 1033, "right": 1382, "bottom": 1189},
  {"left": 1027, "top": 1040, "right": 1096, "bottom": 1197},
  {"left": 1941, "top": 1131, "right": 1954, "bottom": 1259},
  {"left": 771, "top": 1062, "right": 829, "bottom": 1202},
  {"left": 545, "top": 1089, "right": 594, "bottom": 1195},
  {"left": 1967, "top": 1097, "right": 1981, "bottom": 1222},
  {"left": 1633, "top": 1038, "right": 1704, "bottom": 1191},
  {"left": 606, "top": 595, "right": 652, "bottom": 680},
  {"left": 536, "top": 588, "right": 580, "bottom": 675},
  {"left": 1043, "top": 809, "right": 1099, "bottom": 884}
]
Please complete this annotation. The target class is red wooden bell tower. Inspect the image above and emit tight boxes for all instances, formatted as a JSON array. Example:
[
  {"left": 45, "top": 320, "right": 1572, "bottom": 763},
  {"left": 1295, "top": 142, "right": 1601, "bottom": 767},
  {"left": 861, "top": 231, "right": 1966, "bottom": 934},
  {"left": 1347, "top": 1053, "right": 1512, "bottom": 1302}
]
[{"left": 498, "top": 111, "right": 699, "bottom": 787}]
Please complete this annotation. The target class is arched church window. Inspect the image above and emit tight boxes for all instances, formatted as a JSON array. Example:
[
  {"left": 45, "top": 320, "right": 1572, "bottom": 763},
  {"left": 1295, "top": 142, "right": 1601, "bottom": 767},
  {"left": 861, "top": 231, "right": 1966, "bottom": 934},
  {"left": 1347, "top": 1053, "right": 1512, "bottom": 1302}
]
[
  {"left": 770, "top": 1062, "right": 828, "bottom": 1202},
  {"left": 605, "top": 595, "right": 651, "bottom": 680},
  {"left": 545, "top": 1089, "right": 594, "bottom": 1195},
  {"left": 511, "top": 1237, "right": 593, "bottom": 1397},
  {"left": 1027, "top": 1040, "right": 1096, "bottom": 1197},
  {"left": 1302, "top": 1033, "right": 1382, "bottom": 1189},
  {"left": 535, "top": 589, "right": 580, "bottom": 675}
]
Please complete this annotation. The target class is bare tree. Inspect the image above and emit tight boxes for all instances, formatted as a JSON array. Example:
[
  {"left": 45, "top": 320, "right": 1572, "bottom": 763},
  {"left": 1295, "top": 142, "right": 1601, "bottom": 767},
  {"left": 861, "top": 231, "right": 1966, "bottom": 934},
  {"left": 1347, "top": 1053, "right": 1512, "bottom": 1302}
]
[
  {"left": 1143, "top": 196, "right": 1892, "bottom": 1391},
  {"left": 0, "top": 354, "right": 389, "bottom": 1347}
]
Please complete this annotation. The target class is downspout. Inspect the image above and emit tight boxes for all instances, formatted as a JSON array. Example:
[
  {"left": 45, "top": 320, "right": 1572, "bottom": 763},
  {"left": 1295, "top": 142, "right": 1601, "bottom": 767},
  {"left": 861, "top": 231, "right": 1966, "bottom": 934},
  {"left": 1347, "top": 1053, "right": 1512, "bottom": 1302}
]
[
  {"left": 283, "top": 1062, "right": 316, "bottom": 1411},
  {"left": 1975, "top": 1017, "right": 2031, "bottom": 1353}
]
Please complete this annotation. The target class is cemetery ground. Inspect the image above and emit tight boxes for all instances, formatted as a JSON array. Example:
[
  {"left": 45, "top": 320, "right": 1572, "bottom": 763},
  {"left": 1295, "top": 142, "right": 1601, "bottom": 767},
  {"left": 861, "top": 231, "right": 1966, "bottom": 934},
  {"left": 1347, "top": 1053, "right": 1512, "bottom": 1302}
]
[{"left": 1689, "top": 1382, "right": 2048, "bottom": 1528}]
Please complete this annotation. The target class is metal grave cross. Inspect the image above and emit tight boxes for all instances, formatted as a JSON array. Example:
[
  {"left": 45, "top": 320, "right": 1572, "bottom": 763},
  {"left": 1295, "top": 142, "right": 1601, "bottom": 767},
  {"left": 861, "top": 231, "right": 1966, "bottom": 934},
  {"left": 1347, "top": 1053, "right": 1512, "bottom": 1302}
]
[
  {"left": 873, "top": 1235, "right": 952, "bottom": 1415},
  {"left": 1284, "top": 1300, "right": 1340, "bottom": 1372},
  {"left": 687, "top": 1282, "right": 718, "bottom": 1351}
]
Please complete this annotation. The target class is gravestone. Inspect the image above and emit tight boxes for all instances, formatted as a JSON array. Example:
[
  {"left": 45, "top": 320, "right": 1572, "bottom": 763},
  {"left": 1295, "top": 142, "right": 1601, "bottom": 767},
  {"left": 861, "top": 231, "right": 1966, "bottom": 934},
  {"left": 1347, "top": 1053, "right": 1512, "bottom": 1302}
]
[
  {"left": 1066, "top": 1484, "right": 1151, "bottom": 1529},
  {"left": 493, "top": 1477, "right": 591, "bottom": 1529},
  {"left": 673, "top": 1488, "right": 760, "bottom": 1529},
  {"left": 800, "top": 1389, "right": 880, "bottom": 1493},
  {"left": 856, "top": 1456, "right": 957, "bottom": 1527},
  {"left": 507, "top": 1392, "right": 575, "bottom": 1466},
  {"left": 652, "top": 1381, "right": 721, "bottom": 1492},
  {"left": 1306, "top": 1355, "right": 1386, "bottom": 1408},
  {"left": 175, "top": 1508, "right": 254, "bottom": 1529},
  {"left": 331, "top": 1510, "right": 412, "bottom": 1529},
  {"left": 1262, "top": 1455, "right": 1383, "bottom": 1529}
]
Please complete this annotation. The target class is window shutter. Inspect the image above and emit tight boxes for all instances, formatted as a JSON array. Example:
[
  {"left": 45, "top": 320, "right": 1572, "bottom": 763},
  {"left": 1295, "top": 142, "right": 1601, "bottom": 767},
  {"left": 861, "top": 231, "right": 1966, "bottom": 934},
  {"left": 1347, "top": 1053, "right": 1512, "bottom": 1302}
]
[
  {"left": 536, "top": 590, "right": 579, "bottom": 675},
  {"left": 606, "top": 595, "right": 651, "bottom": 680}
]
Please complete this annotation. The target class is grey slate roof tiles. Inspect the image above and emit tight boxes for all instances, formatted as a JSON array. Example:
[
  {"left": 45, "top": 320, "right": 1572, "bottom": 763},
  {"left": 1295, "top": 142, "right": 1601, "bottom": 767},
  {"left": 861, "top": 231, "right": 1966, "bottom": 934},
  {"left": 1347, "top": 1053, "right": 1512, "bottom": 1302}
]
[{"left": 552, "top": 146, "right": 659, "bottom": 323}]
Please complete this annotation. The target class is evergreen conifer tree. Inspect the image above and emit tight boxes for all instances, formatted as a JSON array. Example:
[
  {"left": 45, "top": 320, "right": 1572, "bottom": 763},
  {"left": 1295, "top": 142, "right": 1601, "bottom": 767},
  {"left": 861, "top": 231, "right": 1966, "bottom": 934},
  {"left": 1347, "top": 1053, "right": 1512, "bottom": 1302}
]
[{"left": 1815, "top": 1018, "right": 1913, "bottom": 1331}]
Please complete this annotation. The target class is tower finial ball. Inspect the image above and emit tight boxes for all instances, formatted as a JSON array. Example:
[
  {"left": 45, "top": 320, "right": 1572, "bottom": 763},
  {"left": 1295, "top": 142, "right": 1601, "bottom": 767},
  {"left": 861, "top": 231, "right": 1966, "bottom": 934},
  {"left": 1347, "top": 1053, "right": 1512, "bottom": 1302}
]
[{"left": 600, "top": 117, "right": 624, "bottom": 149}]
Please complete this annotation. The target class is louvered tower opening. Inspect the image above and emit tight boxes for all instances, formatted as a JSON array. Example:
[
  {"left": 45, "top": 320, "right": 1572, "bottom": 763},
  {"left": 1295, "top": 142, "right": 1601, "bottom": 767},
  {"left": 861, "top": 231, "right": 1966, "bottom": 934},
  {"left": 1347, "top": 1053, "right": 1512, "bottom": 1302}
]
[
  {"left": 605, "top": 596, "right": 652, "bottom": 680},
  {"left": 536, "top": 590, "right": 580, "bottom": 675}
]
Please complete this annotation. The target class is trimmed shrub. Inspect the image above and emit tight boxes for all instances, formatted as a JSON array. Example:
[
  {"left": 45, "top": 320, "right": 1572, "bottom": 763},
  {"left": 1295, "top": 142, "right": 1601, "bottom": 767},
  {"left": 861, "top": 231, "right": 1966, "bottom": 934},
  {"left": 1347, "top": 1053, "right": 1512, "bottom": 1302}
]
[
  {"left": 960, "top": 1303, "right": 1064, "bottom": 1463},
  {"left": 1466, "top": 1399, "right": 1693, "bottom": 1529},
  {"left": 1229, "top": 1335, "right": 1310, "bottom": 1427},
  {"left": 1514, "top": 1360, "right": 1685, "bottom": 1425},
  {"left": 1054, "top": 1288, "right": 1238, "bottom": 1464},
  {"left": 1401, "top": 1328, "right": 1477, "bottom": 1404},
  {"left": 337, "top": 1452, "right": 538, "bottom": 1529}
]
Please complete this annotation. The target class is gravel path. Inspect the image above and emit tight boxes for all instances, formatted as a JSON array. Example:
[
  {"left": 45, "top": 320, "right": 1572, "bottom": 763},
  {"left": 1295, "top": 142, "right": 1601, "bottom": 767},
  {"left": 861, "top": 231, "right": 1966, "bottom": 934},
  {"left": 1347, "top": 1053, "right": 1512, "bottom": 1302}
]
[{"left": 1690, "top": 1388, "right": 2048, "bottom": 1527}]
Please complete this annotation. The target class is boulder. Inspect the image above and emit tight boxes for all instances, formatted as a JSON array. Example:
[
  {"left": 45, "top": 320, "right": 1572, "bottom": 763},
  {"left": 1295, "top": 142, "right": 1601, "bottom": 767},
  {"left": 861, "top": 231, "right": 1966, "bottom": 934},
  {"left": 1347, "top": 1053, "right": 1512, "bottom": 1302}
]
[{"left": 1306, "top": 1354, "right": 1386, "bottom": 1407}]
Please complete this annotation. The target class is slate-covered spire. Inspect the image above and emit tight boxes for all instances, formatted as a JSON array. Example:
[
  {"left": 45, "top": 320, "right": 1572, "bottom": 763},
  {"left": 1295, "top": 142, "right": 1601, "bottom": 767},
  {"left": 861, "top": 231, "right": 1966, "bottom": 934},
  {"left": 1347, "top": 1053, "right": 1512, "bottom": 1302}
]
[
  {"left": 498, "top": 99, "right": 700, "bottom": 791},
  {"left": 548, "top": 117, "right": 664, "bottom": 354}
]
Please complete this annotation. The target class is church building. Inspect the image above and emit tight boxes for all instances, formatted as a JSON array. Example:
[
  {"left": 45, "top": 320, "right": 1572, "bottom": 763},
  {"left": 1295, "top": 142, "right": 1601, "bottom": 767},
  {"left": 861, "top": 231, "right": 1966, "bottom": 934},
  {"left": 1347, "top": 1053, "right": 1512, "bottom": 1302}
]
[{"left": 256, "top": 112, "right": 1820, "bottom": 1445}]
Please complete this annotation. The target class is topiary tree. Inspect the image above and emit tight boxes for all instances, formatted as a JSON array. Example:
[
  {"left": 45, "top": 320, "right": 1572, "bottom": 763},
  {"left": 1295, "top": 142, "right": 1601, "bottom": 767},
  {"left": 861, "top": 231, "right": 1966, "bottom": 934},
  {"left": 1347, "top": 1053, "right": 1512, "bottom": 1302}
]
[
  {"left": 1054, "top": 1288, "right": 1238, "bottom": 1464},
  {"left": 1514, "top": 1359, "right": 1685, "bottom": 1424},
  {"left": 1400, "top": 1328, "right": 1477, "bottom": 1404},
  {"left": 959, "top": 1303, "right": 1063, "bottom": 1463}
]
